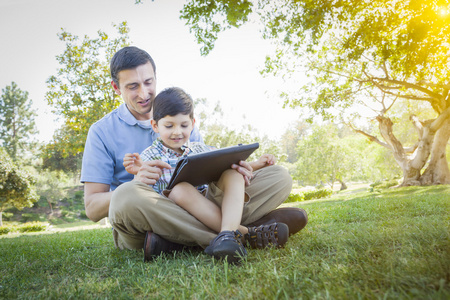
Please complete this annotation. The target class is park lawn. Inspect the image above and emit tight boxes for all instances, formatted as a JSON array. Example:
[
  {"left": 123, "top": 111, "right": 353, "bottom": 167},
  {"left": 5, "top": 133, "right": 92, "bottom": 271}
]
[{"left": 0, "top": 185, "right": 449, "bottom": 299}]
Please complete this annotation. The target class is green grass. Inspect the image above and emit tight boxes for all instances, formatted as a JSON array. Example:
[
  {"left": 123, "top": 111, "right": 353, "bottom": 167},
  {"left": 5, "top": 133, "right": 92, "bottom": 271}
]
[{"left": 1, "top": 185, "right": 449, "bottom": 299}]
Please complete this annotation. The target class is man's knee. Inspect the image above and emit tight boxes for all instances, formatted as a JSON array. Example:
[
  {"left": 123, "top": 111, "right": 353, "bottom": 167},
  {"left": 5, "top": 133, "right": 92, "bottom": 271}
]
[
  {"left": 259, "top": 165, "right": 292, "bottom": 188},
  {"left": 110, "top": 181, "right": 156, "bottom": 217}
]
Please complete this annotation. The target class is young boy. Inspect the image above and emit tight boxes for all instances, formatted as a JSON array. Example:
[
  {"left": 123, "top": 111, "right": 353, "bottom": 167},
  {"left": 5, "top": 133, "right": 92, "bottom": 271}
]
[{"left": 124, "top": 87, "right": 288, "bottom": 263}]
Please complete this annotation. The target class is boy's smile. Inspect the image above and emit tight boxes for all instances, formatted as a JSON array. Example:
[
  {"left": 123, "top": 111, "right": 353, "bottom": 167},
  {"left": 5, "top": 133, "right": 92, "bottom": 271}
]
[{"left": 151, "top": 113, "right": 195, "bottom": 154}]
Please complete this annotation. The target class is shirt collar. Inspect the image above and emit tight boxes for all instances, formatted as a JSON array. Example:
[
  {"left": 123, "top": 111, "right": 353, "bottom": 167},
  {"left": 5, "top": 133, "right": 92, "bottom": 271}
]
[
  {"left": 154, "top": 138, "right": 191, "bottom": 156},
  {"left": 117, "top": 103, "right": 153, "bottom": 129}
]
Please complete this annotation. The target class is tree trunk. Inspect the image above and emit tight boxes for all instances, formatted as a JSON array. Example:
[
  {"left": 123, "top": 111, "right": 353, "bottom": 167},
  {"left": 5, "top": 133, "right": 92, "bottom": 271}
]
[
  {"left": 420, "top": 118, "right": 450, "bottom": 185},
  {"left": 337, "top": 179, "right": 347, "bottom": 190},
  {"left": 0, "top": 211, "right": 3, "bottom": 227}
]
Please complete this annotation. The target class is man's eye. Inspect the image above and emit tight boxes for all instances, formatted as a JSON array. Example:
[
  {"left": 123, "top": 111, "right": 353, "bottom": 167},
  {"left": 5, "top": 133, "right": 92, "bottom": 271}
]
[{"left": 129, "top": 85, "right": 138, "bottom": 90}]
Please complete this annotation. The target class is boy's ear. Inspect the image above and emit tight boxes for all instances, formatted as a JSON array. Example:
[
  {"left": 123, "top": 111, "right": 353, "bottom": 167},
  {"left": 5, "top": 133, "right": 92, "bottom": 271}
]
[
  {"left": 151, "top": 119, "right": 158, "bottom": 132},
  {"left": 191, "top": 118, "right": 196, "bottom": 127},
  {"left": 111, "top": 81, "right": 121, "bottom": 95}
]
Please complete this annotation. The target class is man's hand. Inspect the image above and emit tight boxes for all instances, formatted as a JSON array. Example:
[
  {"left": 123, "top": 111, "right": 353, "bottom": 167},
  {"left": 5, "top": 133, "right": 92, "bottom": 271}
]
[
  {"left": 133, "top": 160, "right": 172, "bottom": 185},
  {"left": 231, "top": 160, "right": 253, "bottom": 186}
]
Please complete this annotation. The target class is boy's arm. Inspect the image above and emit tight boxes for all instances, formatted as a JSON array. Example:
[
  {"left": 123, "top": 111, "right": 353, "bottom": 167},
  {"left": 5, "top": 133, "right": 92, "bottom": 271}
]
[{"left": 249, "top": 154, "right": 276, "bottom": 171}]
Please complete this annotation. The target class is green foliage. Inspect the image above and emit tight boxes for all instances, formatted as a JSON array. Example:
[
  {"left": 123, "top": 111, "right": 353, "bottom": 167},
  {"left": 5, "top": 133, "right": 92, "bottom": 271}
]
[
  {"left": 0, "top": 82, "right": 37, "bottom": 160},
  {"left": 1, "top": 186, "right": 448, "bottom": 298},
  {"left": 294, "top": 123, "right": 367, "bottom": 186},
  {"left": 40, "top": 132, "right": 82, "bottom": 173},
  {"left": 1, "top": 212, "right": 13, "bottom": 221},
  {"left": 0, "top": 221, "right": 48, "bottom": 235},
  {"left": 303, "top": 188, "right": 333, "bottom": 200},
  {"left": 180, "top": 0, "right": 253, "bottom": 55},
  {"left": 0, "top": 226, "right": 11, "bottom": 235},
  {"left": 285, "top": 188, "right": 333, "bottom": 203},
  {"left": 195, "top": 98, "right": 282, "bottom": 160},
  {"left": 181, "top": 0, "right": 450, "bottom": 185},
  {"left": 45, "top": 22, "right": 130, "bottom": 157},
  {"left": 33, "top": 170, "right": 72, "bottom": 212},
  {"left": 370, "top": 179, "right": 400, "bottom": 192},
  {"left": 0, "top": 148, "right": 39, "bottom": 220},
  {"left": 285, "top": 193, "right": 304, "bottom": 203}
]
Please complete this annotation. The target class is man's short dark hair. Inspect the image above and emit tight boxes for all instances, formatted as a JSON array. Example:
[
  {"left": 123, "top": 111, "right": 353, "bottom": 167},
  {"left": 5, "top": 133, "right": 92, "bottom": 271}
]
[
  {"left": 110, "top": 46, "right": 156, "bottom": 86},
  {"left": 152, "top": 87, "right": 194, "bottom": 123}
]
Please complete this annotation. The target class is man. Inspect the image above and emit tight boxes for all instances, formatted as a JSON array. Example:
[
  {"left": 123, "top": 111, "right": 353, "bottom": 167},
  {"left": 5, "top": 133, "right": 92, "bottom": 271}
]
[{"left": 81, "top": 46, "right": 307, "bottom": 261}]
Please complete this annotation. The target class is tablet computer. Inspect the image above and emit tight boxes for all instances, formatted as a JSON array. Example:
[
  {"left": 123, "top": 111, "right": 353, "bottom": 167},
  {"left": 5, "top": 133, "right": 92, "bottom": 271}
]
[{"left": 167, "top": 143, "right": 259, "bottom": 189}]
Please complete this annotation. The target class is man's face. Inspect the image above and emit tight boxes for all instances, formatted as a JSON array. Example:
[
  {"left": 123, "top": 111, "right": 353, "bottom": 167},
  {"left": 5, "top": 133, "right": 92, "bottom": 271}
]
[{"left": 112, "top": 62, "right": 156, "bottom": 120}]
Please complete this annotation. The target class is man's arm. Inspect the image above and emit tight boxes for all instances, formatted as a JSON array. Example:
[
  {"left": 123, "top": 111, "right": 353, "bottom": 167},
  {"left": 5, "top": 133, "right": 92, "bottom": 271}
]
[{"left": 84, "top": 182, "right": 112, "bottom": 222}]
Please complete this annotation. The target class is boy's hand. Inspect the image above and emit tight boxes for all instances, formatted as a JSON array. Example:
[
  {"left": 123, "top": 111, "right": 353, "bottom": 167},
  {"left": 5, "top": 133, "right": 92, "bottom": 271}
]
[
  {"left": 232, "top": 160, "right": 253, "bottom": 186},
  {"left": 257, "top": 154, "right": 276, "bottom": 168},
  {"left": 248, "top": 154, "right": 276, "bottom": 173},
  {"left": 123, "top": 153, "right": 143, "bottom": 175}
]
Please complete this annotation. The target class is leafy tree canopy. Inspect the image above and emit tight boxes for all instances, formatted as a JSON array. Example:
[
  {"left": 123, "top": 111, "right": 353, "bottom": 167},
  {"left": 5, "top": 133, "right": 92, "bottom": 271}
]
[
  {"left": 180, "top": 0, "right": 450, "bottom": 185},
  {"left": 0, "top": 148, "right": 38, "bottom": 225},
  {"left": 46, "top": 22, "right": 130, "bottom": 156},
  {"left": 0, "top": 82, "right": 37, "bottom": 161}
]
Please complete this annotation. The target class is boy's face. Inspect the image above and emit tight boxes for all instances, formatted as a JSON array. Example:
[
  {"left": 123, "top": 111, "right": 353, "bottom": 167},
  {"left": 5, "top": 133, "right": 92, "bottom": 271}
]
[
  {"left": 111, "top": 62, "right": 156, "bottom": 121},
  {"left": 151, "top": 113, "right": 195, "bottom": 153}
]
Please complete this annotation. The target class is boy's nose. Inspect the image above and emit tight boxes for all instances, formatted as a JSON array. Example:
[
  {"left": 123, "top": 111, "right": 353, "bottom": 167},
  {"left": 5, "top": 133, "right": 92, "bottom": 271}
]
[{"left": 173, "top": 126, "right": 181, "bottom": 135}]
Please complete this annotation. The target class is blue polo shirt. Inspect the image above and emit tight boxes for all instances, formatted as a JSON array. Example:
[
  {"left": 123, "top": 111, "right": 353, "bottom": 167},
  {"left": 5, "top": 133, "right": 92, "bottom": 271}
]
[{"left": 80, "top": 103, "right": 203, "bottom": 190}]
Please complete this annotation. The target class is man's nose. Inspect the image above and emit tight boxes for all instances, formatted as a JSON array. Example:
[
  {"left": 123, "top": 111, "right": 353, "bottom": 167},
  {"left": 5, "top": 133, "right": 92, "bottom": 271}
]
[{"left": 138, "top": 85, "right": 146, "bottom": 99}]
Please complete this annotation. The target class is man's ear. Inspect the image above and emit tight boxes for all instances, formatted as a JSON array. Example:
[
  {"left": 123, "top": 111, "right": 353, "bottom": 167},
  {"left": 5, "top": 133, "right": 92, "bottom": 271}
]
[
  {"left": 151, "top": 119, "right": 159, "bottom": 133},
  {"left": 111, "top": 81, "right": 121, "bottom": 95}
]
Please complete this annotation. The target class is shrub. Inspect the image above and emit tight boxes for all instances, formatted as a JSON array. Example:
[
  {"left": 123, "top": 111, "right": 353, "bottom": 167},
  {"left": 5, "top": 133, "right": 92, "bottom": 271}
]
[
  {"left": 0, "top": 222, "right": 48, "bottom": 235},
  {"left": 0, "top": 226, "right": 12, "bottom": 235},
  {"left": 2, "top": 212, "right": 14, "bottom": 221},
  {"left": 285, "top": 193, "right": 305, "bottom": 203},
  {"left": 285, "top": 188, "right": 333, "bottom": 203},
  {"left": 303, "top": 188, "right": 333, "bottom": 200},
  {"left": 79, "top": 210, "right": 88, "bottom": 219},
  {"left": 18, "top": 222, "right": 49, "bottom": 233},
  {"left": 370, "top": 179, "right": 399, "bottom": 191},
  {"left": 21, "top": 213, "right": 41, "bottom": 222}
]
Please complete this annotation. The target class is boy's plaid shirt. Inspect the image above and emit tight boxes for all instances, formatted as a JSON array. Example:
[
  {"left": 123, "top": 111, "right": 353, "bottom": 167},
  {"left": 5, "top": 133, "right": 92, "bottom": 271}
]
[{"left": 140, "top": 138, "right": 214, "bottom": 194}]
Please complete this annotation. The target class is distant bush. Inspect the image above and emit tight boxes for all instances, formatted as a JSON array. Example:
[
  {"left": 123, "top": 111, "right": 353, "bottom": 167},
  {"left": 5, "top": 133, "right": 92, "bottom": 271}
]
[
  {"left": 79, "top": 210, "right": 87, "bottom": 219},
  {"left": 18, "top": 222, "right": 49, "bottom": 233},
  {"left": 0, "top": 222, "right": 48, "bottom": 235},
  {"left": 2, "top": 212, "right": 14, "bottom": 221},
  {"left": 370, "top": 179, "right": 399, "bottom": 191},
  {"left": 21, "top": 213, "right": 41, "bottom": 222},
  {"left": 0, "top": 226, "right": 12, "bottom": 235},
  {"left": 285, "top": 188, "right": 333, "bottom": 203},
  {"left": 303, "top": 188, "right": 333, "bottom": 200},
  {"left": 286, "top": 193, "right": 305, "bottom": 203}
]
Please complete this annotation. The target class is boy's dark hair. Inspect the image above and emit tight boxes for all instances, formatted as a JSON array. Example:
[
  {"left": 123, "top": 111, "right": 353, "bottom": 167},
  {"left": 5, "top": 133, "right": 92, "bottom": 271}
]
[
  {"left": 110, "top": 46, "right": 156, "bottom": 86},
  {"left": 152, "top": 87, "right": 194, "bottom": 123}
]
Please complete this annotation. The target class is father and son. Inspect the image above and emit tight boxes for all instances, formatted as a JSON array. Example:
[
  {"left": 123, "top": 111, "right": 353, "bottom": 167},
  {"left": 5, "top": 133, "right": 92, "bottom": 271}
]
[{"left": 80, "top": 46, "right": 308, "bottom": 264}]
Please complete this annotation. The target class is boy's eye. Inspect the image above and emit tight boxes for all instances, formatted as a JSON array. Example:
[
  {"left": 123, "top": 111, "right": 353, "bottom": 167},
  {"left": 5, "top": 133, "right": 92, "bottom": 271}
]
[
  {"left": 165, "top": 125, "right": 173, "bottom": 129},
  {"left": 181, "top": 125, "right": 189, "bottom": 128}
]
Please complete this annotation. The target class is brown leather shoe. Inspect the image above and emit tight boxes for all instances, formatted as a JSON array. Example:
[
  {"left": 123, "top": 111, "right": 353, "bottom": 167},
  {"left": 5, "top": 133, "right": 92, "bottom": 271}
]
[
  {"left": 144, "top": 232, "right": 186, "bottom": 262},
  {"left": 247, "top": 207, "right": 308, "bottom": 236}
]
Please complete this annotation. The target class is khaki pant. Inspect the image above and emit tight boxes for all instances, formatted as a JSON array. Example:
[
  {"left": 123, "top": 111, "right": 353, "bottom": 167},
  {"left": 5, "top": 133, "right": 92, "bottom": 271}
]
[{"left": 109, "top": 165, "right": 292, "bottom": 250}]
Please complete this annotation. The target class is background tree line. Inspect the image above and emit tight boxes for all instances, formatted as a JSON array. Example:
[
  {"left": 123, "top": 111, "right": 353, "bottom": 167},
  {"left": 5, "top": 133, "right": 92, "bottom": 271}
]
[{"left": 2, "top": 0, "right": 450, "bottom": 225}]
